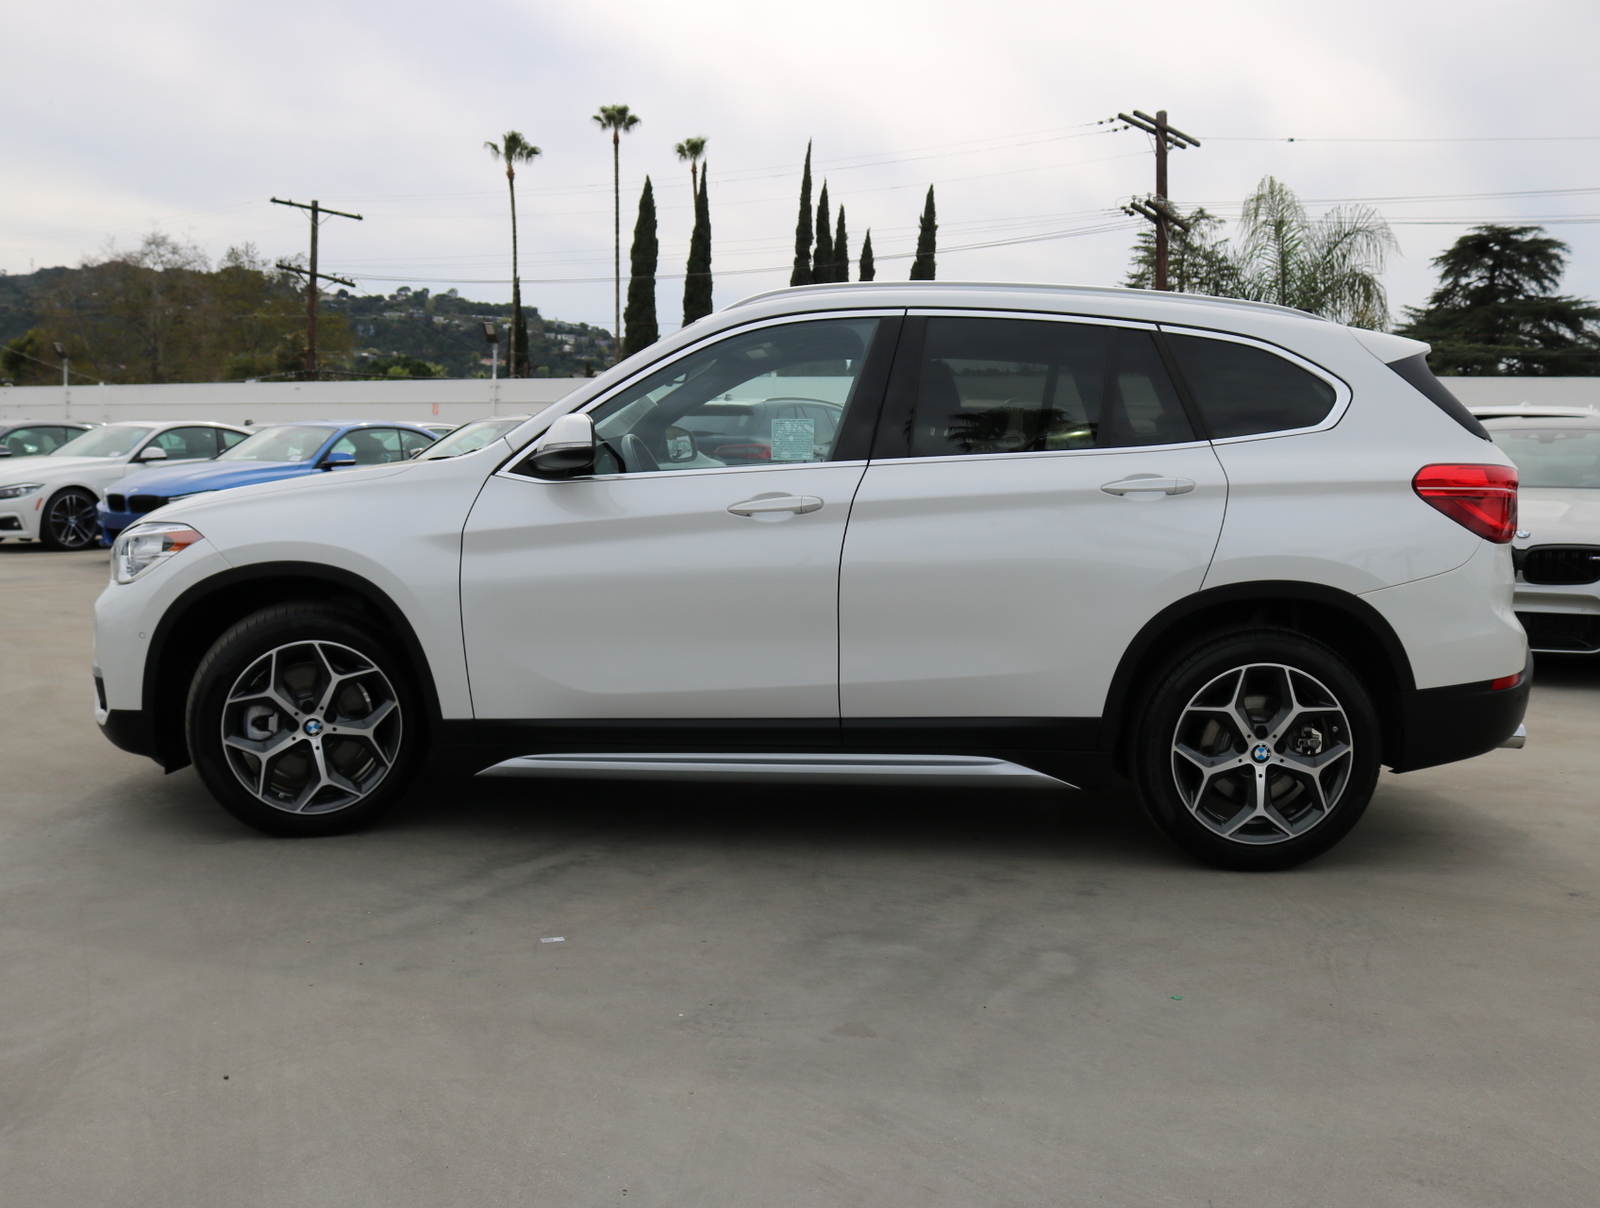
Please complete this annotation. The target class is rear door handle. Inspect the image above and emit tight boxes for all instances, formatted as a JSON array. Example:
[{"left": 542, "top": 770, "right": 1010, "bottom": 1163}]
[
  {"left": 1100, "top": 476, "right": 1196, "bottom": 496},
  {"left": 727, "top": 494, "right": 824, "bottom": 517}
]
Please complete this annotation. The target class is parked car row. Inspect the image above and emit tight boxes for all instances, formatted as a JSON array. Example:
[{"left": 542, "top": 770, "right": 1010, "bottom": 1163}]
[{"left": 0, "top": 417, "right": 527, "bottom": 550}]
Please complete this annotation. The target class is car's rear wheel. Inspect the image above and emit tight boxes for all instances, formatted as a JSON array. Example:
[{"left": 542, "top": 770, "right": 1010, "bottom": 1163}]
[
  {"left": 1133, "top": 629, "right": 1380, "bottom": 871},
  {"left": 40, "top": 487, "right": 100, "bottom": 550},
  {"left": 186, "top": 604, "right": 423, "bottom": 836}
]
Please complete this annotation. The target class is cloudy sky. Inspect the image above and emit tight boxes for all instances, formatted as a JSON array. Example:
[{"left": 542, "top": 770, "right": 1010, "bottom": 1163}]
[{"left": 4, "top": 0, "right": 1598, "bottom": 336}]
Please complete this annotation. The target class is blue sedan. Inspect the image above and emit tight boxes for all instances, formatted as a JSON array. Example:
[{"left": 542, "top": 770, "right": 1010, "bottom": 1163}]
[{"left": 98, "top": 420, "right": 439, "bottom": 543}]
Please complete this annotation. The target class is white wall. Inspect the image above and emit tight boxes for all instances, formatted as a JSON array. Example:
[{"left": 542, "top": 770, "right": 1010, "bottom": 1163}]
[
  {"left": 1445, "top": 378, "right": 1600, "bottom": 411},
  {"left": 0, "top": 377, "right": 584, "bottom": 425}
]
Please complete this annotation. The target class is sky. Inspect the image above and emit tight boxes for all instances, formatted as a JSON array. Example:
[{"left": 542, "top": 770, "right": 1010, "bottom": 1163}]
[{"left": 5, "top": 0, "right": 1599, "bottom": 338}]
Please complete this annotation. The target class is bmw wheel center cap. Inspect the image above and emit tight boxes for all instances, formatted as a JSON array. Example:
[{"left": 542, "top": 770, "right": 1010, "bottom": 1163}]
[
  {"left": 1251, "top": 743, "right": 1271, "bottom": 764},
  {"left": 303, "top": 718, "right": 324, "bottom": 737}
]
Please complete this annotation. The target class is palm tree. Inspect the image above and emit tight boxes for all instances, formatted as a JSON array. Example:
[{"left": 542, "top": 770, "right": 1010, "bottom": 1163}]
[
  {"left": 674, "top": 137, "right": 707, "bottom": 195},
  {"left": 593, "top": 105, "right": 642, "bottom": 363},
  {"left": 483, "top": 131, "right": 542, "bottom": 377},
  {"left": 1230, "top": 177, "right": 1395, "bottom": 328}
]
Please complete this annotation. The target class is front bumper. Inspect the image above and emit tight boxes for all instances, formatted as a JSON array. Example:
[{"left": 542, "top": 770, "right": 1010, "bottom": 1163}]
[
  {"left": 1512, "top": 582, "right": 1600, "bottom": 654},
  {"left": 0, "top": 496, "right": 44, "bottom": 539},
  {"left": 97, "top": 501, "right": 139, "bottom": 545},
  {"left": 1391, "top": 653, "right": 1533, "bottom": 773}
]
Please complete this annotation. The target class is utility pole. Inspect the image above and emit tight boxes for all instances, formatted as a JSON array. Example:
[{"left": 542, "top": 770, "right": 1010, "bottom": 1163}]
[
  {"left": 52, "top": 341, "right": 69, "bottom": 420},
  {"left": 270, "top": 197, "right": 362, "bottom": 379},
  {"left": 1117, "top": 110, "right": 1201, "bottom": 291}
]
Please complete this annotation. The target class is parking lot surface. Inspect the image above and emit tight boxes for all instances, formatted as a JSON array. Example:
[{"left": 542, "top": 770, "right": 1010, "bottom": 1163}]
[{"left": 2, "top": 543, "right": 1598, "bottom": 1207}]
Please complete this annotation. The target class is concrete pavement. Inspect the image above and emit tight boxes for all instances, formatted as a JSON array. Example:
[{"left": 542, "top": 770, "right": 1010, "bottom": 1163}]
[{"left": 2, "top": 542, "right": 1597, "bottom": 1206}]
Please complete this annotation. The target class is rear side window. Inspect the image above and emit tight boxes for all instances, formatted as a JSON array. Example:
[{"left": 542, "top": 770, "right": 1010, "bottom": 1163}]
[
  {"left": 153, "top": 426, "right": 226, "bottom": 458},
  {"left": 907, "top": 317, "right": 1194, "bottom": 458},
  {"left": 333, "top": 427, "right": 406, "bottom": 465},
  {"left": 399, "top": 429, "right": 435, "bottom": 456},
  {"left": 220, "top": 429, "right": 250, "bottom": 450},
  {"left": 1165, "top": 333, "right": 1337, "bottom": 439}
]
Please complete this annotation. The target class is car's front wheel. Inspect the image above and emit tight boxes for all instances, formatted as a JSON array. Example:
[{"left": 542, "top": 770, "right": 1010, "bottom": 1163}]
[
  {"left": 40, "top": 487, "right": 100, "bottom": 550},
  {"left": 1133, "top": 630, "right": 1381, "bottom": 871},
  {"left": 186, "top": 604, "right": 423, "bottom": 836}
]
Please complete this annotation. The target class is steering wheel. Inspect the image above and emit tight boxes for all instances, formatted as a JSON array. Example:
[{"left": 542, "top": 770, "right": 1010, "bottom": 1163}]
[{"left": 618, "top": 432, "right": 659, "bottom": 473}]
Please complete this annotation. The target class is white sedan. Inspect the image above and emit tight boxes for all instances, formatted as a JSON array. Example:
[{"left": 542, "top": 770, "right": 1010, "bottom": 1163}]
[{"left": 0, "top": 421, "right": 251, "bottom": 549}]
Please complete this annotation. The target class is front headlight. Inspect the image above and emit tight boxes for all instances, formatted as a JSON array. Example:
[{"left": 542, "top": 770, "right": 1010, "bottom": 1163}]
[
  {"left": 112, "top": 521, "right": 204, "bottom": 584},
  {"left": 0, "top": 483, "right": 44, "bottom": 499}
]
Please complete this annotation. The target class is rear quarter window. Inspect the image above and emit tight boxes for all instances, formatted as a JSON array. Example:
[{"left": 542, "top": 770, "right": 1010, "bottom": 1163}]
[{"left": 1165, "top": 333, "right": 1337, "bottom": 439}]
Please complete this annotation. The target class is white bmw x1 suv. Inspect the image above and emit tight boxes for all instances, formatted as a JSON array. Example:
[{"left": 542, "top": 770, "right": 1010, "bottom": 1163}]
[{"left": 93, "top": 283, "right": 1529, "bottom": 869}]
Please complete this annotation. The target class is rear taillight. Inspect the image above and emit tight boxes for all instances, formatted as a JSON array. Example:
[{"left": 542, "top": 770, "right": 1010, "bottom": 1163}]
[
  {"left": 1412, "top": 464, "right": 1518, "bottom": 543},
  {"left": 1489, "top": 671, "right": 1523, "bottom": 691}
]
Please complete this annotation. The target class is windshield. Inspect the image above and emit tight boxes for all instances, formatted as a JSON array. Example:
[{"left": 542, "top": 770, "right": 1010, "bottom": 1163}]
[
  {"left": 420, "top": 417, "right": 527, "bottom": 459},
  {"left": 1490, "top": 428, "right": 1600, "bottom": 489},
  {"left": 217, "top": 425, "right": 334, "bottom": 463},
  {"left": 50, "top": 426, "right": 152, "bottom": 458}
]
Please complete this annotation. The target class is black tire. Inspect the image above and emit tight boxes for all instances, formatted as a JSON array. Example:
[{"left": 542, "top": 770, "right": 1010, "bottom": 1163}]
[
  {"left": 1133, "top": 629, "right": 1381, "bottom": 871},
  {"left": 40, "top": 487, "right": 100, "bottom": 550},
  {"left": 186, "top": 603, "right": 425, "bottom": 836}
]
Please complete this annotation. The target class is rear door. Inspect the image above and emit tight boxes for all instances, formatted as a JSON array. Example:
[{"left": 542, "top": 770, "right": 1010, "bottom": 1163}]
[{"left": 838, "top": 312, "right": 1228, "bottom": 737}]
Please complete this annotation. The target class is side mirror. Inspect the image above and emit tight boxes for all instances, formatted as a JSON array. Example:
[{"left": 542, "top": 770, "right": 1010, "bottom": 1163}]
[
  {"left": 664, "top": 425, "right": 698, "bottom": 464},
  {"left": 136, "top": 446, "right": 168, "bottom": 462},
  {"left": 526, "top": 413, "right": 596, "bottom": 479},
  {"left": 319, "top": 450, "right": 357, "bottom": 471}
]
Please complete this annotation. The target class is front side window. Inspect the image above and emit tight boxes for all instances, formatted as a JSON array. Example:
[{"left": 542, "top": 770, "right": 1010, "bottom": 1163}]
[
  {"left": 907, "top": 317, "right": 1194, "bottom": 458},
  {"left": 331, "top": 428, "right": 406, "bottom": 465},
  {"left": 3, "top": 426, "right": 70, "bottom": 456},
  {"left": 1490, "top": 427, "right": 1600, "bottom": 489},
  {"left": 581, "top": 317, "right": 879, "bottom": 474},
  {"left": 220, "top": 429, "right": 249, "bottom": 450},
  {"left": 1165, "top": 333, "right": 1337, "bottom": 439},
  {"left": 51, "top": 425, "right": 152, "bottom": 458},
  {"left": 151, "top": 427, "right": 224, "bottom": 459},
  {"left": 399, "top": 429, "right": 436, "bottom": 457}
]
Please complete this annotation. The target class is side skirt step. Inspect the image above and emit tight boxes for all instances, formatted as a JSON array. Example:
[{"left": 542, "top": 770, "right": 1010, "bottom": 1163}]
[{"left": 476, "top": 752, "right": 1076, "bottom": 790}]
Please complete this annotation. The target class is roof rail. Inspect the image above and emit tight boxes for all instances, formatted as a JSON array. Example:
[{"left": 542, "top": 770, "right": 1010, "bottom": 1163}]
[{"left": 728, "top": 280, "right": 1325, "bottom": 322}]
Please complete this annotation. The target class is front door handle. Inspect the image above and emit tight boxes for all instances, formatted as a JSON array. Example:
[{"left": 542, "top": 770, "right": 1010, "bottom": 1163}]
[
  {"left": 1100, "top": 476, "right": 1196, "bottom": 497},
  {"left": 727, "top": 494, "right": 824, "bottom": 517}
]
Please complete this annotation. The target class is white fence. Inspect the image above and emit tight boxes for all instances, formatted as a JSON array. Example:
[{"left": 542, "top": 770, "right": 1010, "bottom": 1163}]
[
  {"left": 0, "top": 377, "right": 585, "bottom": 426},
  {"left": 1, "top": 372, "right": 1594, "bottom": 428}
]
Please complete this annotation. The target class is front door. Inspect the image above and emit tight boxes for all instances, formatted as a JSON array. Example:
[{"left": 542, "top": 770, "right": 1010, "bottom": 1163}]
[
  {"left": 461, "top": 314, "right": 895, "bottom": 725},
  {"left": 839, "top": 313, "right": 1228, "bottom": 732}
]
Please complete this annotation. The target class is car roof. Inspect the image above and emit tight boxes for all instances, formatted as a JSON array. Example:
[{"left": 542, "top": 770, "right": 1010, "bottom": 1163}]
[
  {"left": 250, "top": 419, "right": 437, "bottom": 430},
  {"left": 729, "top": 280, "right": 1327, "bottom": 323},
  {"left": 1483, "top": 415, "right": 1600, "bottom": 431}
]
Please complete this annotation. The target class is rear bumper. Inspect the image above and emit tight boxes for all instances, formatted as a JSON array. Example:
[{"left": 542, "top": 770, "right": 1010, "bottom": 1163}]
[{"left": 1391, "top": 654, "right": 1532, "bottom": 773}]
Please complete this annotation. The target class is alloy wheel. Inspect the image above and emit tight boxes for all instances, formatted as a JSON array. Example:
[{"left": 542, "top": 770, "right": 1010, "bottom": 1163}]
[
  {"left": 47, "top": 491, "right": 99, "bottom": 549},
  {"left": 220, "top": 640, "right": 402, "bottom": 814},
  {"left": 1170, "top": 662, "right": 1354, "bottom": 846}
]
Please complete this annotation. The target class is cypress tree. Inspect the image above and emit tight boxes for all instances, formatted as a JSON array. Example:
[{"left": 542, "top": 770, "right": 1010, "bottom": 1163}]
[
  {"left": 622, "top": 176, "right": 658, "bottom": 356},
  {"left": 813, "top": 182, "right": 833, "bottom": 284},
  {"left": 859, "top": 230, "right": 875, "bottom": 281},
  {"left": 790, "top": 142, "right": 813, "bottom": 287},
  {"left": 910, "top": 186, "right": 937, "bottom": 280},
  {"left": 833, "top": 207, "right": 849, "bottom": 283},
  {"left": 683, "top": 162, "right": 714, "bottom": 324}
]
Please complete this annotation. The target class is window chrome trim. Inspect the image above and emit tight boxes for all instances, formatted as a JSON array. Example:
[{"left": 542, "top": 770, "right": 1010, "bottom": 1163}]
[
  {"left": 494, "top": 309, "right": 904, "bottom": 484},
  {"left": 1156, "top": 323, "right": 1352, "bottom": 443}
]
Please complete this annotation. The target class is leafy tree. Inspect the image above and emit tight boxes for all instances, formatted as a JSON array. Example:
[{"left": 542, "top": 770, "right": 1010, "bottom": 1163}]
[
  {"left": 364, "top": 354, "right": 445, "bottom": 378},
  {"left": 593, "top": 104, "right": 642, "bottom": 362},
  {"left": 813, "top": 182, "right": 834, "bottom": 283},
  {"left": 1229, "top": 177, "right": 1393, "bottom": 327},
  {"left": 624, "top": 177, "right": 659, "bottom": 355},
  {"left": 1, "top": 328, "right": 56, "bottom": 384},
  {"left": 683, "top": 164, "right": 714, "bottom": 325},
  {"left": 910, "top": 186, "right": 937, "bottom": 280},
  {"left": 791, "top": 142, "right": 814, "bottom": 287},
  {"left": 1398, "top": 225, "right": 1600, "bottom": 374},
  {"left": 859, "top": 230, "right": 875, "bottom": 282},
  {"left": 674, "top": 137, "right": 707, "bottom": 194},
  {"left": 833, "top": 208, "right": 849, "bottom": 282},
  {"left": 483, "top": 131, "right": 542, "bottom": 377},
  {"left": 1122, "top": 177, "right": 1394, "bottom": 328},
  {"left": 1123, "top": 207, "right": 1239, "bottom": 296}
]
